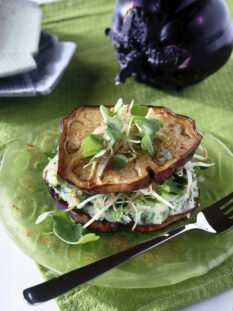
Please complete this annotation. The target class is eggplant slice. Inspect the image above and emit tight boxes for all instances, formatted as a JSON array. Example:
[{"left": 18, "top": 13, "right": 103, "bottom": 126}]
[{"left": 58, "top": 106, "right": 202, "bottom": 194}]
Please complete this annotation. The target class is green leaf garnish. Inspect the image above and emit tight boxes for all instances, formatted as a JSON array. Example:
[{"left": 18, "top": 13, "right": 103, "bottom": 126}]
[
  {"left": 105, "top": 123, "right": 123, "bottom": 140},
  {"left": 53, "top": 210, "right": 83, "bottom": 243},
  {"left": 44, "top": 152, "right": 57, "bottom": 159},
  {"left": 101, "top": 104, "right": 124, "bottom": 130},
  {"left": 35, "top": 211, "right": 53, "bottom": 224},
  {"left": 81, "top": 99, "right": 166, "bottom": 170},
  {"left": 92, "top": 149, "right": 106, "bottom": 159},
  {"left": 163, "top": 176, "right": 186, "bottom": 194},
  {"left": 114, "top": 98, "right": 124, "bottom": 113},
  {"left": 158, "top": 135, "right": 173, "bottom": 162},
  {"left": 100, "top": 105, "right": 114, "bottom": 118},
  {"left": 156, "top": 184, "right": 170, "bottom": 200},
  {"left": 56, "top": 174, "right": 64, "bottom": 184},
  {"left": 81, "top": 134, "right": 103, "bottom": 158},
  {"left": 135, "top": 119, "right": 160, "bottom": 139},
  {"left": 112, "top": 154, "right": 128, "bottom": 170},
  {"left": 53, "top": 210, "right": 99, "bottom": 244},
  {"left": 36, "top": 210, "right": 99, "bottom": 245},
  {"left": 141, "top": 133, "right": 154, "bottom": 156},
  {"left": 82, "top": 133, "right": 103, "bottom": 141},
  {"left": 78, "top": 233, "right": 99, "bottom": 244},
  {"left": 114, "top": 205, "right": 123, "bottom": 221},
  {"left": 107, "top": 115, "right": 124, "bottom": 130},
  {"left": 130, "top": 116, "right": 145, "bottom": 125},
  {"left": 131, "top": 104, "right": 148, "bottom": 117},
  {"left": 158, "top": 149, "right": 173, "bottom": 161}
]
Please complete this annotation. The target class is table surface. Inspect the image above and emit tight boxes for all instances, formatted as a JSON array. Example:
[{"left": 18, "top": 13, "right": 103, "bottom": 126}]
[{"left": 0, "top": 222, "right": 233, "bottom": 311}]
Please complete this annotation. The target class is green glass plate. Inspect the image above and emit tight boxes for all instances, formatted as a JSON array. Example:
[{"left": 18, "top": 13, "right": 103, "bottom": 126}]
[{"left": 0, "top": 119, "right": 233, "bottom": 288}]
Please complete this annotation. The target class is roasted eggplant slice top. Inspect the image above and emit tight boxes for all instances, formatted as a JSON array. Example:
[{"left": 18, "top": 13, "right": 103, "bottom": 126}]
[{"left": 58, "top": 106, "right": 202, "bottom": 193}]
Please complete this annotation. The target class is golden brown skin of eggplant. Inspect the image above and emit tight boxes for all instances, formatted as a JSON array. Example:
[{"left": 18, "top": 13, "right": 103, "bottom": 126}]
[{"left": 58, "top": 106, "right": 202, "bottom": 194}]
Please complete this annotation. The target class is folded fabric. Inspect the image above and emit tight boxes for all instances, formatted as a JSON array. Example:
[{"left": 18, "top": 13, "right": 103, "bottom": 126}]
[{"left": 0, "top": 0, "right": 42, "bottom": 77}]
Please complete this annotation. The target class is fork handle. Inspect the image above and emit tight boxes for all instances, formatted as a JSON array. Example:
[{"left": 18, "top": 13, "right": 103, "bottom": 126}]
[{"left": 23, "top": 223, "right": 195, "bottom": 304}]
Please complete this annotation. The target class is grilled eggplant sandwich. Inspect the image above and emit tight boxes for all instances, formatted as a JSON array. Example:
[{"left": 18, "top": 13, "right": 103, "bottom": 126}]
[{"left": 41, "top": 99, "right": 213, "bottom": 244}]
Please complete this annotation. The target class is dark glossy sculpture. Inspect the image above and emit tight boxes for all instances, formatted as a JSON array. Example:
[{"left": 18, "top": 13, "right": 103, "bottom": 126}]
[{"left": 106, "top": 0, "right": 233, "bottom": 90}]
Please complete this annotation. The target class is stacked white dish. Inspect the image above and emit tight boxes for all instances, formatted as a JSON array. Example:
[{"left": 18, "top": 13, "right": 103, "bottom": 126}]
[
  {"left": 0, "top": 0, "right": 77, "bottom": 96},
  {"left": 0, "top": 0, "right": 42, "bottom": 78}
]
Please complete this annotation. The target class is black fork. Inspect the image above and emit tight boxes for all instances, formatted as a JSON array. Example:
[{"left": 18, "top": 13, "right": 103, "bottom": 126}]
[{"left": 23, "top": 192, "right": 233, "bottom": 304}]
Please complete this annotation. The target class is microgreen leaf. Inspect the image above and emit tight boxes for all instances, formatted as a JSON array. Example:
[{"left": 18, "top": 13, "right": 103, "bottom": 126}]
[
  {"left": 78, "top": 233, "right": 99, "bottom": 244},
  {"left": 141, "top": 134, "right": 154, "bottom": 155},
  {"left": 135, "top": 119, "right": 160, "bottom": 139},
  {"left": 141, "top": 198, "right": 156, "bottom": 206},
  {"left": 105, "top": 123, "right": 123, "bottom": 140},
  {"left": 44, "top": 152, "right": 57, "bottom": 159},
  {"left": 82, "top": 101, "right": 164, "bottom": 167},
  {"left": 114, "top": 205, "right": 123, "bottom": 221},
  {"left": 81, "top": 134, "right": 103, "bottom": 158},
  {"left": 92, "top": 149, "right": 106, "bottom": 159},
  {"left": 112, "top": 154, "right": 128, "bottom": 170},
  {"left": 36, "top": 211, "right": 53, "bottom": 224},
  {"left": 114, "top": 98, "right": 124, "bottom": 113},
  {"left": 56, "top": 174, "right": 64, "bottom": 184},
  {"left": 36, "top": 210, "right": 100, "bottom": 245},
  {"left": 107, "top": 115, "right": 124, "bottom": 130},
  {"left": 163, "top": 176, "right": 186, "bottom": 194},
  {"left": 160, "top": 184, "right": 170, "bottom": 193},
  {"left": 156, "top": 184, "right": 170, "bottom": 200},
  {"left": 100, "top": 105, "right": 114, "bottom": 119},
  {"left": 158, "top": 149, "right": 173, "bottom": 161},
  {"left": 82, "top": 133, "right": 103, "bottom": 141},
  {"left": 53, "top": 210, "right": 83, "bottom": 243},
  {"left": 130, "top": 116, "right": 145, "bottom": 125},
  {"left": 131, "top": 104, "right": 148, "bottom": 117}
]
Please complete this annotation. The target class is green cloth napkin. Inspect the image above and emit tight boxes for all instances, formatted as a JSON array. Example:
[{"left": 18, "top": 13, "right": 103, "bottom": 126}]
[
  {"left": 37, "top": 258, "right": 233, "bottom": 311},
  {"left": 0, "top": 0, "right": 233, "bottom": 310}
]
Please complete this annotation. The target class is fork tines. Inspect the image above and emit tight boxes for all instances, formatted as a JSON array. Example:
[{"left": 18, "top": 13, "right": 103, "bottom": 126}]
[{"left": 223, "top": 201, "right": 233, "bottom": 218}]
